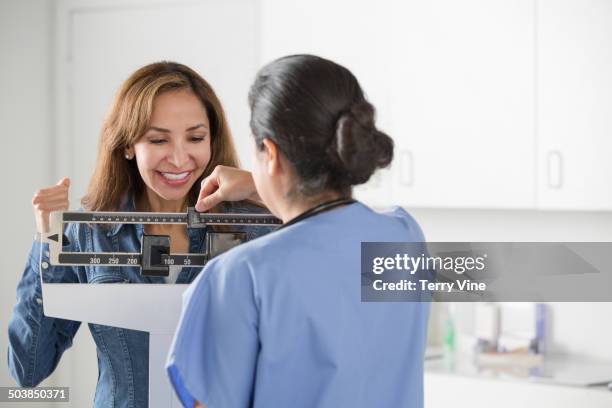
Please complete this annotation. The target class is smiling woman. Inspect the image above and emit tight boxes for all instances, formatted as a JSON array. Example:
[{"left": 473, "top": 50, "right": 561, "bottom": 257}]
[
  {"left": 7, "top": 61, "right": 273, "bottom": 408},
  {"left": 82, "top": 62, "right": 238, "bottom": 213}
]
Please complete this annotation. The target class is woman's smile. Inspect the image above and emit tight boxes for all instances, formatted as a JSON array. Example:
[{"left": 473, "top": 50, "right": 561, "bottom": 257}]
[{"left": 156, "top": 170, "right": 193, "bottom": 186}]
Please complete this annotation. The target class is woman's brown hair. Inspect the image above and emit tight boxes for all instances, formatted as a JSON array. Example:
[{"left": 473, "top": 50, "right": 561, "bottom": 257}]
[{"left": 81, "top": 61, "right": 240, "bottom": 211}]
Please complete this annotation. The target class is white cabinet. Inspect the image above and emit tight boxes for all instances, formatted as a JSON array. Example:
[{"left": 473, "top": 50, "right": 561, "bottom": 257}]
[
  {"left": 426, "top": 372, "right": 612, "bottom": 408},
  {"left": 259, "top": 0, "right": 612, "bottom": 211},
  {"left": 537, "top": 0, "right": 612, "bottom": 210},
  {"left": 383, "top": 0, "right": 612, "bottom": 211},
  {"left": 262, "top": 0, "right": 538, "bottom": 210},
  {"left": 260, "top": 0, "right": 395, "bottom": 207},
  {"left": 389, "top": 0, "right": 536, "bottom": 209}
]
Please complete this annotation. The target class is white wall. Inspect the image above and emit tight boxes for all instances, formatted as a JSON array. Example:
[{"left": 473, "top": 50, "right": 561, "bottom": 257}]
[{"left": 0, "top": 0, "right": 73, "bottom": 405}]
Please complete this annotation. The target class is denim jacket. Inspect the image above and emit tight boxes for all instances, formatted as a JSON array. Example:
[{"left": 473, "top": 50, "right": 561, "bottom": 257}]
[{"left": 7, "top": 196, "right": 273, "bottom": 407}]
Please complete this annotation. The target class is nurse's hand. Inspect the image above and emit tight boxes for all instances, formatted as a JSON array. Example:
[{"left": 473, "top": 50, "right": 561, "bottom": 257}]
[
  {"left": 32, "top": 177, "right": 70, "bottom": 233},
  {"left": 196, "top": 165, "right": 259, "bottom": 212}
]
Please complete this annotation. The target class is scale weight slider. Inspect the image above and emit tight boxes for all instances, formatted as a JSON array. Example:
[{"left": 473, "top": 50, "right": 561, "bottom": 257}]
[{"left": 141, "top": 235, "right": 170, "bottom": 277}]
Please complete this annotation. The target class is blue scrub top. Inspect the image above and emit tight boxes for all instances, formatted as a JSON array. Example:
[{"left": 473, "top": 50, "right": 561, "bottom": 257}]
[{"left": 166, "top": 202, "right": 430, "bottom": 408}]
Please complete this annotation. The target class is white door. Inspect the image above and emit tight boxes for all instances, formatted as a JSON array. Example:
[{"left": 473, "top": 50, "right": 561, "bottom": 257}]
[
  {"left": 54, "top": 1, "right": 259, "bottom": 406},
  {"left": 537, "top": 0, "right": 612, "bottom": 210},
  {"left": 390, "top": 0, "right": 536, "bottom": 209}
]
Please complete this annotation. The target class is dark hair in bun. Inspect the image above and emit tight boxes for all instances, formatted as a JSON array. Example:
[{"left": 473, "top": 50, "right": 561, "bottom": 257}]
[
  {"left": 335, "top": 101, "right": 393, "bottom": 185},
  {"left": 248, "top": 54, "right": 394, "bottom": 197}
]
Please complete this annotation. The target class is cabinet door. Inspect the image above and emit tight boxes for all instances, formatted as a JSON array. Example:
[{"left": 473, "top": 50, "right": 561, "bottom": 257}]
[
  {"left": 537, "top": 0, "right": 612, "bottom": 210},
  {"left": 426, "top": 372, "right": 612, "bottom": 408},
  {"left": 260, "top": 0, "right": 395, "bottom": 207},
  {"left": 390, "top": 0, "right": 536, "bottom": 209}
]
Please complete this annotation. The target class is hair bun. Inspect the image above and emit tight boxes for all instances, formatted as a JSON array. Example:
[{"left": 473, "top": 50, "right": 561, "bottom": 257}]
[
  {"left": 334, "top": 101, "right": 394, "bottom": 185},
  {"left": 348, "top": 101, "right": 376, "bottom": 130}
]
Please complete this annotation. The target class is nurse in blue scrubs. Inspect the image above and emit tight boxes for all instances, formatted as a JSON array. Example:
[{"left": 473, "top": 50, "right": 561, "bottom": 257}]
[{"left": 166, "top": 54, "right": 431, "bottom": 408}]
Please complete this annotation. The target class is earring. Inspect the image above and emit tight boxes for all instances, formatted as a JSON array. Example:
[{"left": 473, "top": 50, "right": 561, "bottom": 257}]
[{"left": 125, "top": 153, "right": 131, "bottom": 160}]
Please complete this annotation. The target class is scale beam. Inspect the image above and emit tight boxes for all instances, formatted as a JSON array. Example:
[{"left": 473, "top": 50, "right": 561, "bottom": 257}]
[{"left": 44, "top": 207, "right": 281, "bottom": 276}]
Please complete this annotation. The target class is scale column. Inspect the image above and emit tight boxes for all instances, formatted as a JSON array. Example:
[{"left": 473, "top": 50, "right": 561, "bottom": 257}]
[{"left": 149, "top": 333, "right": 181, "bottom": 407}]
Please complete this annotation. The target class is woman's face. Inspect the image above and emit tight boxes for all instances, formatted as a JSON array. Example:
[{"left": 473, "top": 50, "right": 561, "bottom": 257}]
[{"left": 132, "top": 89, "right": 211, "bottom": 203}]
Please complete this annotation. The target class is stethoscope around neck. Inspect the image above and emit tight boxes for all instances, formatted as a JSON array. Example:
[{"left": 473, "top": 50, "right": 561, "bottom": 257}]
[{"left": 278, "top": 197, "right": 357, "bottom": 230}]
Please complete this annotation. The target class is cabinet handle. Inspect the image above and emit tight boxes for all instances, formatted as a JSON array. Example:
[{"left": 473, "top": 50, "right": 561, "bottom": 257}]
[
  {"left": 547, "top": 150, "right": 563, "bottom": 189},
  {"left": 399, "top": 149, "right": 414, "bottom": 187}
]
